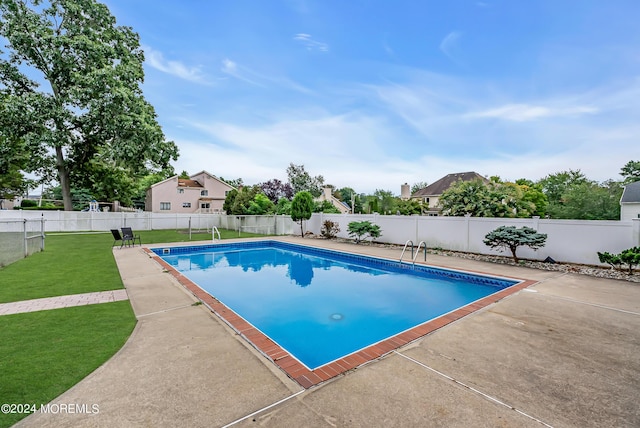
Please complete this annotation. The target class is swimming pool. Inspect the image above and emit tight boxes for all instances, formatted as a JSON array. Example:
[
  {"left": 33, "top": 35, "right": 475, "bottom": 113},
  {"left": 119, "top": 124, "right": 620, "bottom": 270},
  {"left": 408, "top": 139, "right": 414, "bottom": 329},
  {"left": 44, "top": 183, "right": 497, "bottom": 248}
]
[{"left": 153, "top": 241, "right": 522, "bottom": 373}]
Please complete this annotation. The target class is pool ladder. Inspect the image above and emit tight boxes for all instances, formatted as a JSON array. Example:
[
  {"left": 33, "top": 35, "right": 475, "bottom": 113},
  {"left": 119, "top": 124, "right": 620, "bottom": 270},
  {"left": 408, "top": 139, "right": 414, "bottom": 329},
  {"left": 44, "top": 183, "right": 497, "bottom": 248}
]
[
  {"left": 212, "top": 226, "right": 221, "bottom": 242},
  {"left": 399, "top": 240, "right": 427, "bottom": 265}
]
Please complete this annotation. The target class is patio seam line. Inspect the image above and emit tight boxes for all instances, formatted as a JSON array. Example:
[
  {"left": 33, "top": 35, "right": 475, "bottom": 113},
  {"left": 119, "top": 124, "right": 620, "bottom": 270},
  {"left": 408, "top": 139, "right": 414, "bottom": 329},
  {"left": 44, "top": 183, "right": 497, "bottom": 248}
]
[
  {"left": 393, "top": 351, "right": 555, "bottom": 428},
  {"left": 135, "top": 303, "right": 196, "bottom": 318},
  {"left": 534, "top": 293, "right": 640, "bottom": 316}
]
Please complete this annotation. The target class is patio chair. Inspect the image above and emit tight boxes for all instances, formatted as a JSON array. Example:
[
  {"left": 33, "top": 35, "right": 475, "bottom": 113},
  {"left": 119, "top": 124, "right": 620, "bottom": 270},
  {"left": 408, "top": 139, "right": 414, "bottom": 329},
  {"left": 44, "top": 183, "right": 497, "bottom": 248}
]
[
  {"left": 121, "top": 227, "right": 142, "bottom": 247},
  {"left": 110, "top": 229, "right": 124, "bottom": 247}
]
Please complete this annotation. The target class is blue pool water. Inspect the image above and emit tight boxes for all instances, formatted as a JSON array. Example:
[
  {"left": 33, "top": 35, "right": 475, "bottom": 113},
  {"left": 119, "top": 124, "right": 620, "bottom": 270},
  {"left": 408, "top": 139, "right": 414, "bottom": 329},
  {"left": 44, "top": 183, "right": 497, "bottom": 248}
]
[{"left": 156, "top": 241, "right": 517, "bottom": 369}]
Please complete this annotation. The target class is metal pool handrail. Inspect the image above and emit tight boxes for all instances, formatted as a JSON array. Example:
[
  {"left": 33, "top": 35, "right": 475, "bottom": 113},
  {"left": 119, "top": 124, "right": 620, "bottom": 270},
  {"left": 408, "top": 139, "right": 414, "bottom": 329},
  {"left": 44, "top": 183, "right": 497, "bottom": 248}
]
[
  {"left": 212, "top": 226, "right": 221, "bottom": 242},
  {"left": 400, "top": 240, "right": 414, "bottom": 263},
  {"left": 413, "top": 241, "right": 427, "bottom": 264}
]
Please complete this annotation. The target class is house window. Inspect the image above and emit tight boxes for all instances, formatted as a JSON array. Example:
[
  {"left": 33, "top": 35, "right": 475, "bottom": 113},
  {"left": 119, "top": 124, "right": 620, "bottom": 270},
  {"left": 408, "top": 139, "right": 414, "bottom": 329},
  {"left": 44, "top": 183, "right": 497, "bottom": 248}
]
[
  {"left": 225, "top": 190, "right": 230, "bottom": 196},
  {"left": 182, "top": 202, "right": 191, "bottom": 208},
  {"left": 160, "top": 202, "right": 171, "bottom": 210},
  {"left": 201, "top": 190, "right": 208, "bottom": 196},
  {"left": 177, "top": 188, "right": 184, "bottom": 194},
  {"left": 424, "top": 197, "right": 430, "bottom": 204},
  {"left": 201, "top": 202, "right": 210, "bottom": 209}
]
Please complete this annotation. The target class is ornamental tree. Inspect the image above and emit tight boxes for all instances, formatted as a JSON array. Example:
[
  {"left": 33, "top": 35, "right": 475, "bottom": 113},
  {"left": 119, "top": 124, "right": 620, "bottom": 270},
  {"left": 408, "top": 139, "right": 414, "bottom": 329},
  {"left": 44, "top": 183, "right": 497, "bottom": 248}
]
[
  {"left": 598, "top": 247, "right": 640, "bottom": 275},
  {"left": 0, "top": 0, "right": 178, "bottom": 210},
  {"left": 347, "top": 221, "right": 382, "bottom": 244},
  {"left": 259, "top": 178, "right": 293, "bottom": 203},
  {"left": 291, "top": 191, "right": 314, "bottom": 237},
  {"left": 483, "top": 226, "right": 547, "bottom": 263}
]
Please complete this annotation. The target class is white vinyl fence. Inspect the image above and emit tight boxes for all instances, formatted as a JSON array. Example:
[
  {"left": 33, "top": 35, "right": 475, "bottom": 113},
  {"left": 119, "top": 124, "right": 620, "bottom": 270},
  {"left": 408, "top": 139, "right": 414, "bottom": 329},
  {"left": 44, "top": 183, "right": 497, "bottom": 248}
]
[
  {"left": 0, "top": 211, "right": 298, "bottom": 236},
  {"left": 0, "top": 217, "right": 46, "bottom": 267},
  {"left": 1, "top": 210, "right": 639, "bottom": 266},
  {"left": 308, "top": 213, "right": 640, "bottom": 266}
]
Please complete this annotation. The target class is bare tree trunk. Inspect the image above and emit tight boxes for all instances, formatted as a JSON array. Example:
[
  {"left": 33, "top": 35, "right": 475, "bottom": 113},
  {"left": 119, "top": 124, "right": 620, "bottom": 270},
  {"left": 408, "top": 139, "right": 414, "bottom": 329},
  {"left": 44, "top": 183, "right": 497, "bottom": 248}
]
[{"left": 55, "top": 146, "right": 73, "bottom": 211}]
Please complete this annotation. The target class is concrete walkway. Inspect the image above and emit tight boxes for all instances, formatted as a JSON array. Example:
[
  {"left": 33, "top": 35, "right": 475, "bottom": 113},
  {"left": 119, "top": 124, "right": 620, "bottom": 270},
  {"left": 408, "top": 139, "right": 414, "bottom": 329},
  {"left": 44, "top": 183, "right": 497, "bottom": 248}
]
[
  {"left": 0, "top": 290, "right": 129, "bottom": 315},
  {"left": 16, "top": 237, "right": 640, "bottom": 428}
]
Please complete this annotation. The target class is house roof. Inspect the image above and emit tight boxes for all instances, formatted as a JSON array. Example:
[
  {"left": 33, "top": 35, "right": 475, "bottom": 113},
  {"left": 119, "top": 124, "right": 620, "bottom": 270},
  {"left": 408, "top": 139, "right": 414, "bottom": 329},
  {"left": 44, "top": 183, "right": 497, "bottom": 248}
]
[
  {"left": 621, "top": 181, "right": 640, "bottom": 203},
  {"left": 148, "top": 170, "right": 237, "bottom": 191},
  {"left": 190, "top": 170, "right": 236, "bottom": 190},
  {"left": 178, "top": 179, "right": 202, "bottom": 188},
  {"left": 412, "top": 172, "right": 488, "bottom": 198}
]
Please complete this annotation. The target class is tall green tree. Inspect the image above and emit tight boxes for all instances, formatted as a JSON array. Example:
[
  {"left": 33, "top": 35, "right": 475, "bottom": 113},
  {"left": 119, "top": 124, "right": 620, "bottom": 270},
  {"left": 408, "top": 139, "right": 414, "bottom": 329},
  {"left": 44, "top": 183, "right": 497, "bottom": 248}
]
[
  {"left": 0, "top": 0, "right": 178, "bottom": 210},
  {"left": 516, "top": 179, "right": 548, "bottom": 217},
  {"left": 439, "top": 179, "right": 536, "bottom": 218},
  {"left": 247, "top": 193, "right": 275, "bottom": 215},
  {"left": 538, "top": 170, "right": 621, "bottom": 219},
  {"left": 286, "top": 163, "right": 324, "bottom": 197},
  {"left": 396, "top": 198, "right": 423, "bottom": 215},
  {"left": 291, "top": 191, "right": 314, "bottom": 237},
  {"left": 0, "top": 131, "right": 32, "bottom": 205},
  {"left": 621, "top": 160, "right": 640, "bottom": 184},
  {"left": 538, "top": 170, "right": 588, "bottom": 206},
  {"left": 554, "top": 180, "right": 622, "bottom": 220},
  {"left": 373, "top": 189, "right": 398, "bottom": 214},
  {"left": 411, "top": 181, "right": 428, "bottom": 195}
]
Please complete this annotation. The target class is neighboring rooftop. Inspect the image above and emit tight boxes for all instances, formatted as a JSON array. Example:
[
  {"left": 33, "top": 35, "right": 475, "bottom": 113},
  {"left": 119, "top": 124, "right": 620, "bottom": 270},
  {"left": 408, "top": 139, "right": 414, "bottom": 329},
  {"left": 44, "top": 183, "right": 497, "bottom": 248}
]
[
  {"left": 620, "top": 181, "right": 640, "bottom": 203},
  {"left": 412, "top": 171, "right": 487, "bottom": 198},
  {"left": 177, "top": 179, "right": 203, "bottom": 188}
]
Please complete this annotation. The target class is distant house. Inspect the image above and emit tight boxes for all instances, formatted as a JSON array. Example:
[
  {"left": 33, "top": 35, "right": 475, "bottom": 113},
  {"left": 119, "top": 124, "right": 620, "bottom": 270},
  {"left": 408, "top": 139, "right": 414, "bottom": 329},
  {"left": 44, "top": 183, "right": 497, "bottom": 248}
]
[
  {"left": 620, "top": 181, "right": 640, "bottom": 221},
  {"left": 316, "top": 187, "right": 351, "bottom": 214},
  {"left": 411, "top": 171, "right": 488, "bottom": 215},
  {"left": 145, "top": 171, "right": 235, "bottom": 213},
  {"left": 0, "top": 198, "right": 15, "bottom": 210}
]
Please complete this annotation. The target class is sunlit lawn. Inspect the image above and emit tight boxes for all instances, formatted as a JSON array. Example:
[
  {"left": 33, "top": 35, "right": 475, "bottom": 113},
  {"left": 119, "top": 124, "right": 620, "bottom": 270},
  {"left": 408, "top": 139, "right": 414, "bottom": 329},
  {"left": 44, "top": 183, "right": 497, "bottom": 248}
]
[{"left": 0, "top": 228, "right": 266, "bottom": 427}]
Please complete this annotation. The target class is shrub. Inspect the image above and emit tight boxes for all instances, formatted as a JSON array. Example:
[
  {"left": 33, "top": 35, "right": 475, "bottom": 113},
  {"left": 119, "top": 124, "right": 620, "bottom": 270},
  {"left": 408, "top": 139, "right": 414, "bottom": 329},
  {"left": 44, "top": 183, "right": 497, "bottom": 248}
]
[
  {"left": 20, "top": 199, "right": 37, "bottom": 208},
  {"left": 598, "top": 247, "right": 640, "bottom": 275},
  {"left": 483, "top": 225, "right": 547, "bottom": 263},
  {"left": 347, "top": 221, "right": 382, "bottom": 244},
  {"left": 320, "top": 220, "right": 340, "bottom": 239}
]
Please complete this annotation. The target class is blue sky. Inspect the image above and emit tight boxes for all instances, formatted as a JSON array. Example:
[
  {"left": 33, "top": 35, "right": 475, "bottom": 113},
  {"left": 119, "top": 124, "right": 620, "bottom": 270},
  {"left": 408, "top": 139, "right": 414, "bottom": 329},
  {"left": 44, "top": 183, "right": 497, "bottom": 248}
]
[{"left": 106, "top": 0, "right": 640, "bottom": 194}]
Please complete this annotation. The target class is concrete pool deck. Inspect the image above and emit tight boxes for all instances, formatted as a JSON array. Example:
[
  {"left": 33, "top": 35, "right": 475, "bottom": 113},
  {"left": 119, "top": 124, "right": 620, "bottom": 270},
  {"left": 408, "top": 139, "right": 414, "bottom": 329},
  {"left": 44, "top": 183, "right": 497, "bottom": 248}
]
[{"left": 17, "top": 237, "right": 640, "bottom": 427}]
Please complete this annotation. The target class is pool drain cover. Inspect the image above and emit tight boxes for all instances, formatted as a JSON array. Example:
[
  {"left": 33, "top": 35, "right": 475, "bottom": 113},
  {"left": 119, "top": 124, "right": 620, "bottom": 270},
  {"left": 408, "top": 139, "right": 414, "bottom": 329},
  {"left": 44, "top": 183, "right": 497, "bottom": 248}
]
[{"left": 330, "top": 313, "right": 344, "bottom": 321}]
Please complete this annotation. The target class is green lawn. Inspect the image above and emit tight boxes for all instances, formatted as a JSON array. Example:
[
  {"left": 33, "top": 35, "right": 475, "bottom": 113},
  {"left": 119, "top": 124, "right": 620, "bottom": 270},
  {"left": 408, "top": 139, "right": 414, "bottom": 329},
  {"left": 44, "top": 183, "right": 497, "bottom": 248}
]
[
  {"left": 0, "top": 228, "right": 265, "bottom": 304},
  {"left": 0, "top": 228, "right": 267, "bottom": 427},
  {"left": 0, "top": 302, "right": 136, "bottom": 428}
]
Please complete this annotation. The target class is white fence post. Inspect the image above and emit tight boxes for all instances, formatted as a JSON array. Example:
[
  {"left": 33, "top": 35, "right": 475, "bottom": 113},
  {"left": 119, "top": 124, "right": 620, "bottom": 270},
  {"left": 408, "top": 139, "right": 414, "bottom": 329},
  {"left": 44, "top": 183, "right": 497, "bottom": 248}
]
[
  {"left": 41, "top": 216, "right": 45, "bottom": 251},
  {"left": 23, "top": 219, "right": 27, "bottom": 257}
]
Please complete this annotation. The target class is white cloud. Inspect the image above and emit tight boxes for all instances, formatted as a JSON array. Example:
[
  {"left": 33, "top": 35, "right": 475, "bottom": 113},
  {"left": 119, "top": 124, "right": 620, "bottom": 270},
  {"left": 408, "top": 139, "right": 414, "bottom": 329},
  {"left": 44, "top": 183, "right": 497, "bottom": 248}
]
[
  {"left": 143, "top": 45, "right": 208, "bottom": 84},
  {"left": 166, "top": 68, "right": 639, "bottom": 193},
  {"left": 467, "top": 103, "right": 599, "bottom": 122},
  {"left": 439, "top": 31, "right": 462, "bottom": 63},
  {"left": 219, "top": 58, "right": 315, "bottom": 93},
  {"left": 172, "top": 112, "right": 408, "bottom": 191},
  {"left": 294, "top": 33, "right": 329, "bottom": 52},
  {"left": 219, "top": 58, "right": 265, "bottom": 86}
]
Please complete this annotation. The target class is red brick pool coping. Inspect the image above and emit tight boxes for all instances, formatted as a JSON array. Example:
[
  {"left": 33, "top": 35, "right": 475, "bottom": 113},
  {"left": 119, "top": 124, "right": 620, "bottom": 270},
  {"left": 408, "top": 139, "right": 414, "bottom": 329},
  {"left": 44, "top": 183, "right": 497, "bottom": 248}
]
[{"left": 144, "top": 247, "right": 537, "bottom": 389}]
